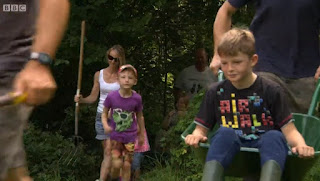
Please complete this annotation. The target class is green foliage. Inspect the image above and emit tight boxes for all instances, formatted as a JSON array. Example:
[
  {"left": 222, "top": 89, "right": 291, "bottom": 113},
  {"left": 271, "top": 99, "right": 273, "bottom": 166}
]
[
  {"left": 157, "top": 91, "right": 205, "bottom": 180},
  {"left": 147, "top": 90, "right": 245, "bottom": 180},
  {"left": 26, "top": 0, "right": 258, "bottom": 179},
  {"left": 305, "top": 159, "right": 320, "bottom": 181},
  {"left": 31, "top": 0, "right": 224, "bottom": 130},
  {"left": 29, "top": 0, "right": 256, "bottom": 145},
  {"left": 24, "top": 124, "right": 99, "bottom": 180},
  {"left": 140, "top": 159, "right": 186, "bottom": 181},
  {"left": 62, "top": 105, "right": 97, "bottom": 141}
]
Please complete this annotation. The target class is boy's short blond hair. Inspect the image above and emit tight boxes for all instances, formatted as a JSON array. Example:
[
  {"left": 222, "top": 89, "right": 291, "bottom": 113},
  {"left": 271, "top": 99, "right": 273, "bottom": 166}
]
[{"left": 217, "top": 28, "right": 255, "bottom": 58}]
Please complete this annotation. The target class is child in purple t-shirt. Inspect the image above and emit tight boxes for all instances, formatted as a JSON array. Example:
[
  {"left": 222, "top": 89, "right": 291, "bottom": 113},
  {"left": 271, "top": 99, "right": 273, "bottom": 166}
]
[{"left": 102, "top": 64, "right": 145, "bottom": 181}]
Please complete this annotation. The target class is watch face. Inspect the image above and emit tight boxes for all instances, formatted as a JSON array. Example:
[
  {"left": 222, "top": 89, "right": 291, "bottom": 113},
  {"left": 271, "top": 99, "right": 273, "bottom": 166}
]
[
  {"left": 39, "top": 53, "right": 52, "bottom": 65},
  {"left": 30, "top": 52, "right": 53, "bottom": 65}
]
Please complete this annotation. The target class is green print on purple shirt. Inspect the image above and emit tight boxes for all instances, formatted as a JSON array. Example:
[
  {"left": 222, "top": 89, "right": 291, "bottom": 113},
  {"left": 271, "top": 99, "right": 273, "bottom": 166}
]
[{"left": 112, "top": 108, "right": 134, "bottom": 132}]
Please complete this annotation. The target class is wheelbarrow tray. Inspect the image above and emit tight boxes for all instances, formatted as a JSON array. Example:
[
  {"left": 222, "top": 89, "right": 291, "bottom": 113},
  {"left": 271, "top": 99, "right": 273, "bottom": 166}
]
[{"left": 181, "top": 113, "right": 320, "bottom": 180}]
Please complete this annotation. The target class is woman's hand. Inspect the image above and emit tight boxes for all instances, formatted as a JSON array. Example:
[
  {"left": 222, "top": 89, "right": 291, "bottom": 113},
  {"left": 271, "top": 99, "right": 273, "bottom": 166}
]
[{"left": 74, "top": 94, "right": 83, "bottom": 103}]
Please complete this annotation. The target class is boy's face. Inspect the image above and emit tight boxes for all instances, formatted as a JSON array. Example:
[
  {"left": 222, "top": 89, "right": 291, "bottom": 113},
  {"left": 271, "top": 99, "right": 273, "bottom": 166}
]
[
  {"left": 220, "top": 52, "right": 258, "bottom": 85},
  {"left": 118, "top": 70, "right": 137, "bottom": 89}
]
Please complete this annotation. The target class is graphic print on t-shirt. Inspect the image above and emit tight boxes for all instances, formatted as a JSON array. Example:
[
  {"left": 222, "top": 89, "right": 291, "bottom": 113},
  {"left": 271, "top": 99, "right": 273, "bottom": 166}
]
[
  {"left": 112, "top": 108, "right": 134, "bottom": 132},
  {"left": 190, "top": 83, "right": 203, "bottom": 94},
  {"left": 218, "top": 88, "right": 274, "bottom": 140}
]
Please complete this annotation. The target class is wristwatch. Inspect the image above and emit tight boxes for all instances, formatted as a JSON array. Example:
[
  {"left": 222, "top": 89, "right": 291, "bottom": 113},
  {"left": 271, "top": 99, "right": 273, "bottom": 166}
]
[{"left": 29, "top": 52, "right": 53, "bottom": 66}]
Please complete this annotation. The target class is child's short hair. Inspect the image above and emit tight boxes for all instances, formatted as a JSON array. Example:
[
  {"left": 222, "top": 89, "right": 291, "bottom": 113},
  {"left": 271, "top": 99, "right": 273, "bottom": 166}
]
[
  {"left": 118, "top": 64, "right": 138, "bottom": 78},
  {"left": 217, "top": 28, "right": 255, "bottom": 58}
]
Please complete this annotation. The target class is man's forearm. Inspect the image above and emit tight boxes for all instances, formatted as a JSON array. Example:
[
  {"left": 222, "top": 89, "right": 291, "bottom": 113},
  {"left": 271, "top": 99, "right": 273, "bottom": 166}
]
[
  {"left": 213, "top": 2, "right": 236, "bottom": 54},
  {"left": 32, "top": 0, "right": 70, "bottom": 58}
]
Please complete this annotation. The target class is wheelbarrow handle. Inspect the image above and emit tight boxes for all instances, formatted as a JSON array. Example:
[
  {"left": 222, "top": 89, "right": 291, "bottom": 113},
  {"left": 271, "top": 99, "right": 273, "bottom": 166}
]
[
  {"left": 217, "top": 70, "right": 224, "bottom": 82},
  {"left": 0, "top": 92, "right": 27, "bottom": 107},
  {"left": 307, "top": 78, "right": 320, "bottom": 116}
]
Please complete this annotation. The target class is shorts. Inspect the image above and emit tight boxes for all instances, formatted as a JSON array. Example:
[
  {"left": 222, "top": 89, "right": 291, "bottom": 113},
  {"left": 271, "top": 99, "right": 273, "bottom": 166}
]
[
  {"left": 111, "top": 140, "right": 135, "bottom": 163},
  {"left": 0, "top": 73, "right": 33, "bottom": 180},
  {"left": 95, "top": 112, "right": 110, "bottom": 140},
  {"left": 132, "top": 152, "right": 144, "bottom": 171}
]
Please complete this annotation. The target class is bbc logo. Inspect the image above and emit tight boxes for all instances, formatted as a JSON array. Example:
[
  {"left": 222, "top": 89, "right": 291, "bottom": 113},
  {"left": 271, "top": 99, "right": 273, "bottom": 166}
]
[{"left": 3, "top": 4, "right": 26, "bottom": 12}]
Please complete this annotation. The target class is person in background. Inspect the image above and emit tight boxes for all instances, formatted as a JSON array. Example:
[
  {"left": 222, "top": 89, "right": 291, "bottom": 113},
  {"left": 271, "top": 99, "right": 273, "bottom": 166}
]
[
  {"left": 186, "top": 28, "right": 314, "bottom": 181},
  {"left": 74, "top": 45, "right": 125, "bottom": 181},
  {"left": 154, "top": 95, "right": 188, "bottom": 153},
  {"left": 174, "top": 48, "right": 217, "bottom": 106},
  {"left": 210, "top": 0, "right": 320, "bottom": 114},
  {"left": 102, "top": 64, "right": 145, "bottom": 181},
  {"left": 131, "top": 120, "right": 150, "bottom": 181},
  {"left": 0, "top": 0, "right": 70, "bottom": 180}
]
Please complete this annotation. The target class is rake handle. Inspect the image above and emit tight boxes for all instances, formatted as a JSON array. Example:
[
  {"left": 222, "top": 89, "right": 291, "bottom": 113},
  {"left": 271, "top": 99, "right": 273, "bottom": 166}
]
[{"left": 75, "top": 20, "right": 85, "bottom": 138}]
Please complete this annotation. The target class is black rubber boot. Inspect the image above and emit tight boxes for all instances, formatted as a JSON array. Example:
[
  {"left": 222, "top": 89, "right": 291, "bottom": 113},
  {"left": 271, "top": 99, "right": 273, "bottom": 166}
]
[
  {"left": 259, "top": 160, "right": 282, "bottom": 181},
  {"left": 201, "top": 160, "right": 224, "bottom": 181}
]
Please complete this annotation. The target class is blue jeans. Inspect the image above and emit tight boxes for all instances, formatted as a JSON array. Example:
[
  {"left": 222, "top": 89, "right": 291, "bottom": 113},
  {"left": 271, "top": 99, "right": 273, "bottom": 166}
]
[
  {"left": 206, "top": 127, "right": 288, "bottom": 171},
  {"left": 132, "top": 152, "right": 144, "bottom": 171},
  {"left": 95, "top": 112, "right": 110, "bottom": 140}
]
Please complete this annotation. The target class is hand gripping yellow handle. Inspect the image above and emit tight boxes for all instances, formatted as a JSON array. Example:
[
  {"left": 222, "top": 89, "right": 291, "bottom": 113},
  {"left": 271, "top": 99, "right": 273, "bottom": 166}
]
[{"left": 0, "top": 92, "right": 27, "bottom": 107}]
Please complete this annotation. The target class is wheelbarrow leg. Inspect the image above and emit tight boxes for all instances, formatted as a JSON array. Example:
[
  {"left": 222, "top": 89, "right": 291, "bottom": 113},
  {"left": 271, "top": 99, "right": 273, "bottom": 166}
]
[
  {"left": 259, "top": 160, "right": 281, "bottom": 181},
  {"left": 202, "top": 160, "right": 224, "bottom": 181}
]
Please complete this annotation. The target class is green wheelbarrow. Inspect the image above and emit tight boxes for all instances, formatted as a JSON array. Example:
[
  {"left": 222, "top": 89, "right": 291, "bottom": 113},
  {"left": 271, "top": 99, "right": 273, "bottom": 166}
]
[{"left": 181, "top": 78, "right": 320, "bottom": 180}]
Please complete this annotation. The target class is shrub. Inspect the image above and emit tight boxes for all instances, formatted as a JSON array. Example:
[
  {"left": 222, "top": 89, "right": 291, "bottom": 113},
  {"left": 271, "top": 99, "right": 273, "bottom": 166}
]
[
  {"left": 158, "top": 90, "right": 205, "bottom": 180},
  {"left": 24, "top": 124, "right": 100, "bottom": 181}
]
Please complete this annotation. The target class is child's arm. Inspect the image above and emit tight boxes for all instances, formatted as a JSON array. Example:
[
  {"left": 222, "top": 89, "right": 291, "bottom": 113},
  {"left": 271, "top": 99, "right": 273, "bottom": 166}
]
[
  {"left": 281, "top": 122, "right": 314, "bottom": 158},
  {"left": 185, "top": 125, "right": 208, "bottom": 148},
  {"left": 136, "top": 111, "right": 145, "bottom": 145},
  {"left": 101, "top": 107, "right": 112, "bottom": 133}
]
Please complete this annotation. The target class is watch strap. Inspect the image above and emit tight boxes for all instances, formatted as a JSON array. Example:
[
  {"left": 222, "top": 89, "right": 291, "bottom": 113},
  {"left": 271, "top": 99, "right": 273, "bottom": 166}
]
[{"left": 30, "top": 52, "right": 53, "bottom": 65}]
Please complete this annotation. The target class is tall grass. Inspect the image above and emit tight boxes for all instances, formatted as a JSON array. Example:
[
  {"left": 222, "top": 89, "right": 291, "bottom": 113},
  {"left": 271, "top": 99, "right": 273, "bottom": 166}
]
[
  {"left": 140, "top": 156, "right": 320, "bottom": 181},
  {"left": 140, "top": 154, "right": 185, "bottom": 181}
]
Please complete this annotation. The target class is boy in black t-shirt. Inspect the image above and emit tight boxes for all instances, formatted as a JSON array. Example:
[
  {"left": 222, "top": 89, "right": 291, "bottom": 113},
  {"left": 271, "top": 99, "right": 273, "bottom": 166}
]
[{"left": 185, "top": 28, "right": 314, "bottom": 181}]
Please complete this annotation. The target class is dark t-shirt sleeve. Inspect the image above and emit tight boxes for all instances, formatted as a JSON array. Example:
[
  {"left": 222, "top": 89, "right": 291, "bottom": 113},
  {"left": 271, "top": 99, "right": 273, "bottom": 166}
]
[
  {"left": 195, "top": 88, "right": 217, "bottom": 130},
  {"left": 227, "top": 0, "right": 251, "bottom": 9},
  {"left": 268, "top": 86, "right": 293, "bottom": 129}
]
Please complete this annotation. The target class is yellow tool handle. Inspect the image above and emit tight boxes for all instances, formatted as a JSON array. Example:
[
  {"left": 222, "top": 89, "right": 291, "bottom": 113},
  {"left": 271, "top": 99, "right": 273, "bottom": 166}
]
[{"left": 0, "top": 92, "right": 27, "bottom": 107}]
